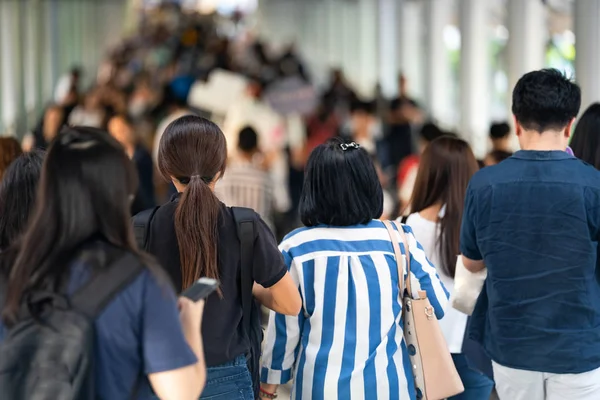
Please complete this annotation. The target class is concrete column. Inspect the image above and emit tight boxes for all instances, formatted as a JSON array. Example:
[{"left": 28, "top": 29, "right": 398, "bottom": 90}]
[
  {"left": 0, "top": 0, "right": 24, "bottom": 135},
  {"left": 575, "top": 0, "right": 600, "bottom": 111},
  {"left": 507, "top": 0, "right": 547, "bottom": 105},
  {"left": 459, "top": 0, "right": 490, "bottom": 158},
  {"left": 423, "top": 0, "right": 453, "bottom": 126},
  {"left": 397, "top": 0, "right": 425, "bottom": 102},
  {"left": 357, "top": 0, "right": 378, "bottom": 98},
  {"left": 24, "top": 0, "right": 41, "bottom": 121},
  {"left": 378, "top": 0, "right": 397, "bottom": 98}
]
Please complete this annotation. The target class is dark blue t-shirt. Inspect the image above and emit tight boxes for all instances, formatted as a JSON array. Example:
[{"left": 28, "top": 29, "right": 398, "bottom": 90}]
[
  {"left": 461, "top": 150, "right": 600, "bottom": 374},
  {"left": 0, "top": 247, "right": 197, "bottom": 399}
]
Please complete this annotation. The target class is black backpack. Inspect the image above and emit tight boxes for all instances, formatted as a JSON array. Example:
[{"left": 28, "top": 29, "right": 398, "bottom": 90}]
[
  {"left": 0, "top": 250, "right": 143, "bottom": 400},
  {"left": 231, "top": 207, "right": 263, "bottom": 399},
  {"left": 133, "top": 206, "right": 263, "bottom": 399}
]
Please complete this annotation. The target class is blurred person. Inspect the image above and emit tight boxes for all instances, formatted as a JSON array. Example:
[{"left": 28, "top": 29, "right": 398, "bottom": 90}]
[
  {"left": 401, "top": 137, "right": 492, "bottom": 400},
  {"left": 223, "top": 79, "right": 292, "bottom": 215},
  {"left": 260, "top": 138, "right": 448, "bottom": 399},
  {"left": 484, "top": 150, "right": 513, "bottom": 167},
  {"left": 68, "top": 90, "right": 105, "bottom": 128},
  {"left": 25, "top": 104, "right": 65, "bottom": 151},
  {"left": 397, "top": 122, "right": 446, "bottom": 214},
  {"left": 387, "top": 73, "right": 423, "bottom": 172},
  {"left": 108, "top": 114, "right": 155, "bottom": 214},
  {"left": 223, "top": 79, "right": 283, "bottom": 155},
  {"left": 371, "top": 154, "right": 394, "bottom": 220},
  {"left": 488, "top": 122, "right": 512, "bottom": 152},
  {"left": 339, "top": 99, "right": 382, "bottom": 156},
  {"left": 569, "top": 103, "right": 600, "bottom": 169},
  {"left": 54, "top": 66, "right": 82, "bottom": 105},
  {"left": 0, "top": 127, "right": 206, "bottom": 399},
  {"left": 142, "top": 116, "right": 301, "bottom": 400},
  {"left": 0, "top": 151, "right": 43, "bottom": 252},
  {"left": 303, "top": 97, "right": 339, "bottom": 165},
  {"left": 461, "top": 69, "right": 600, "bottom": 400},
  {"left": 0, "top": 151, "right": 43, "bottom": 340},
  {"left": 153, "top": 87, "right": 194, "bottom": 164},
  {"left": 216, "top": 126, "right": 277, "bottom": 231},
  {"left": 323, "top": 68, "right": 357, "bottom": 118},
  {"left": 0, "top": 137, "right": 22, "bottom": 179},
  {"left": 128, "top": 72, "right": 161, "bottom": 119}
]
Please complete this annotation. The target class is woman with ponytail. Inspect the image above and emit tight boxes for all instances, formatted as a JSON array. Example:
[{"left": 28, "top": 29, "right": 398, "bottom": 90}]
[{"left": 144, "top": 115, "right": 301, "bottom": 399}]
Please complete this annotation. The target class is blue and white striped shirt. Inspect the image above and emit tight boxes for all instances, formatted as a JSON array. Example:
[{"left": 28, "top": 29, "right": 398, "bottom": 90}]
[{"left": 261, "top": 220, "right": 449, "bottom": 400}]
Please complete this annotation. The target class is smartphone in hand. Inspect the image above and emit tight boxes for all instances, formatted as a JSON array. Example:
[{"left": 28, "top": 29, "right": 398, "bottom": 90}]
[{"left": 181, "top": 278, "right": 219, "bottom": 302}]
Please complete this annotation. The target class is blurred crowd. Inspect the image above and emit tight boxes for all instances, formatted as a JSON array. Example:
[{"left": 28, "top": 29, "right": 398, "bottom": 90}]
[
  {"left": 12, "top": 3, "right": 518, "bottom": 239},
  {"left": 6, "top": 4, "right": 600, "bottom": 400}
]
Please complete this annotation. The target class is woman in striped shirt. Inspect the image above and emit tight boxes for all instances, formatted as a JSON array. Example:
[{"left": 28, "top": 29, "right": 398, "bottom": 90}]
[{"left": 260, "top": 139, "right": 449, "bottom": 400}]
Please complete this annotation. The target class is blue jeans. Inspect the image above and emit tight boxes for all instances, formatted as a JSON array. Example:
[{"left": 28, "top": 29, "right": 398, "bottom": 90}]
[
  {"left": 200, "top": 355, "right": 254, "bottom": 400},
  {"left": 449, "top": 353, "right": 495, "bottom": 400}
]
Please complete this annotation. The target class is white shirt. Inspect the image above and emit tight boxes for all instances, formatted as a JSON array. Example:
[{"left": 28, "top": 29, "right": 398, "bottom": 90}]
[
  {"left": 215, "top": 159, "right": 276, "bottom": 230},
  {"left": 261, "top": 221, "right": 449, "bottom": 399},
  {"left": 404, "top": 212, "right": 467, "bottom": 353}
]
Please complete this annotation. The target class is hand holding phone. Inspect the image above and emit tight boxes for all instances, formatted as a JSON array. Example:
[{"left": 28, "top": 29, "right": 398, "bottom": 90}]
[{"left": 181, "top": 277, "right": 219, "bottom": 302}]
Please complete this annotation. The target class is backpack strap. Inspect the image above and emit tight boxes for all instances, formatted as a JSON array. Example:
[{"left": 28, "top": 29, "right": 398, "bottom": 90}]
[
  {"left": 231, "top": 207, "right": 256, "bottom": 334},
  {"left": 400, "top": 215, "right": 408, "bottom": 224},
  {"left": 132, "top": 207, "right": 159, "bottom": 250},
  {"left": 71, "top": 252, "right": 144, "bottom": 319}
]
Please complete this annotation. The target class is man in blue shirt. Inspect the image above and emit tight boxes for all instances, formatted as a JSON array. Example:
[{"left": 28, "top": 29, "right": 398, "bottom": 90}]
[{"left": 461, "top": 69, "right": 600, "bottom": 400}]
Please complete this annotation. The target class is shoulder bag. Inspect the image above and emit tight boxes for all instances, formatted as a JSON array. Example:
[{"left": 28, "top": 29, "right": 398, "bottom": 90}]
[{"left": 383, "top": 220, "right": 464, "bottom": 400}]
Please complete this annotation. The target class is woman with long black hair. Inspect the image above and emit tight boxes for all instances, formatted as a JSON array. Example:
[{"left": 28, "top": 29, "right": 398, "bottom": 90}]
[
  {"left": 145, "top": 115, "right": 301, "bottom": 399},
  {"left": 1, "top": 127, "right": 207, "bottom": 399},
  {"left": 402, "top": 136, "right": 494, "bottom": 399}
]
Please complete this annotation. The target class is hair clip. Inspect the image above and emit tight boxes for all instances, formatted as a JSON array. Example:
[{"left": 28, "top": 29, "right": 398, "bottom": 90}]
[{"left": 340, "top": 142, "right": 360, "bottom": 151}]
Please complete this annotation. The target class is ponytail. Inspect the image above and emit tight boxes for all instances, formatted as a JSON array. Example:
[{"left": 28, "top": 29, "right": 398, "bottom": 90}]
[
  {"left": 157, "top": 115, "right": 228, "bottom": 290},
  {"left": 175, "top": 176, "right": 221, "bottom": 290}
]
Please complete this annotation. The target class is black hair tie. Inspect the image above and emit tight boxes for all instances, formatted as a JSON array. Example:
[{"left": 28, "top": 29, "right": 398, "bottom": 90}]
[{"left": 177, "top": 175, "right": 214, "bottom": 185}]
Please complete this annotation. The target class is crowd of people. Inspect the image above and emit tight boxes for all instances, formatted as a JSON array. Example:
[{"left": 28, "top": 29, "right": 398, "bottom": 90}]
[{"left": 2, "top": 4, "right": 600, "bottom": 400}]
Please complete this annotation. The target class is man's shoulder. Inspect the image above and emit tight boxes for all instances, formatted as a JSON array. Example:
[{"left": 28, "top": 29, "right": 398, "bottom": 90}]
[{"left": 468, "top": 163, "right": 505, "bottom": 190}]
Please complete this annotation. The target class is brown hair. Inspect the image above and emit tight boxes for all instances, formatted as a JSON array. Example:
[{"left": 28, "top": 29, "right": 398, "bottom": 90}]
[
  {"left": 409, "top": 136, "right": 479, "bottom": 278},
  {"left": 0, "top": 137, "right": 22, "bottom": 180},
  {"left": 158, "top": 115, "right": 227, "bottom": 290}
]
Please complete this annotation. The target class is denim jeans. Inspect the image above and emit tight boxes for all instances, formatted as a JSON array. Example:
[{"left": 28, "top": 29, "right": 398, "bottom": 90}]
[
  {"left": 449, "top": 353, "right": 495, "bottom": 400},
  {"left": 200, "top": 355, "right": 254, "bottom": 400}
]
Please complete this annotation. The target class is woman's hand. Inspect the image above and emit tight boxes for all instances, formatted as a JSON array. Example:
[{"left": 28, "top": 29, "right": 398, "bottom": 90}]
[
  {"left": 178, "top": 297, "right": 205, "bottom": 336},
  {"left": 260, "top": 383, "right": 279, "bottom": 399}
]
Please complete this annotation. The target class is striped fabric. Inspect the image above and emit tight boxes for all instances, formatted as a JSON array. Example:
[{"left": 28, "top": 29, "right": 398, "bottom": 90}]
[
  {"left": 261, "top": 220, "right": 449, "bottom": 400},
  {"left": 215, "top": 161, "right": 275, "bottom": 229}
]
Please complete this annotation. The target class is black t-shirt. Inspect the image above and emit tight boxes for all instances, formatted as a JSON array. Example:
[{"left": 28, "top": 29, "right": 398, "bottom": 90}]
[{"left": 145, "top": 195, "right": 287, "bottom": 367}]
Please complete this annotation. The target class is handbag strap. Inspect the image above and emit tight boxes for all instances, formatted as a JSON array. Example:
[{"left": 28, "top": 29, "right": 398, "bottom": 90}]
[
  {"left": 393, "top": 221, "right": 413, "bottom": 296},
  {"left": 383, "top": 221, "right": 412, "bottom": 297}
]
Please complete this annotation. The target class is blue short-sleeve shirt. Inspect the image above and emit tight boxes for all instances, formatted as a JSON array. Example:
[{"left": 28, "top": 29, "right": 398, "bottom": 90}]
[
  {"left": 461, "top": 150, "right": 600, "bottom": 374},
  {"left": 0, "top": 245, "right": 198, "bottom": 399}
]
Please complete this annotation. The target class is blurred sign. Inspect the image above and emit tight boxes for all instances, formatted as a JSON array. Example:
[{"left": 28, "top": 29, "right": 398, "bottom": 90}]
[{"left": 263, "top": 77, "right": 317, "bottom": 116}]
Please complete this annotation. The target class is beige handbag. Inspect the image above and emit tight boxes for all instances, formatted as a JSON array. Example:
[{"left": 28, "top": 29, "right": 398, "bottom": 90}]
[
  {"left": 450, "top": 255, "right": 487, "bottom": 316},
  {"left": 383, "top": 221, "right": 464, "bottom": 400}
]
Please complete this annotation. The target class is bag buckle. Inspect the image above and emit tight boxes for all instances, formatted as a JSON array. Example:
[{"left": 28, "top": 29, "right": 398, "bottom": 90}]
[{"left": 425, "top": 306, "right": 434, "bottom": 320}]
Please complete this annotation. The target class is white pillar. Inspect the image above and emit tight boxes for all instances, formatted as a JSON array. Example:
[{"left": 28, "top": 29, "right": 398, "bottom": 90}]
[
  {"left": 378, "top": 0, "right": 397, "bottom": 98},
  {"left": 507, "top": 0, "right": 547, "bottom": 105},
  {"left": 24, "top": 0, "right": 41, "bottom": 121},
  {"left": 357, "top": 0, "right": 378, "bottom": 98},
  {"left": 575, "top": 0, "right": 600, "bottom": 111},
  {"left": 0, "top": 0, "right": 22, "bottom": 135},
  {"left": 423, "top": 0, "right": 453, "bottom": 127},
  {"left": 397, "top": 0, "right": 425, "bottom": 102},
  {"left": 459, "top": 0, "right": 490, "bottom": 158}
]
